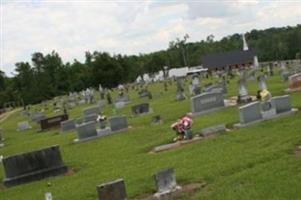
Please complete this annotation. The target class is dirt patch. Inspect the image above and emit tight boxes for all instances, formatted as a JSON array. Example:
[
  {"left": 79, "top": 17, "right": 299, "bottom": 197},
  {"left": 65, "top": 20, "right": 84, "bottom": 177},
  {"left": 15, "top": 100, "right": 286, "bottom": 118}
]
[
  {"left": 135, "top": 182, "right": 206, "bottom": 200},
  {"left": 64, "top": 168, "right": 77, "bottom": 176},
  {"left": 294, "top": 145, "right": 301, "bottom": 156}
]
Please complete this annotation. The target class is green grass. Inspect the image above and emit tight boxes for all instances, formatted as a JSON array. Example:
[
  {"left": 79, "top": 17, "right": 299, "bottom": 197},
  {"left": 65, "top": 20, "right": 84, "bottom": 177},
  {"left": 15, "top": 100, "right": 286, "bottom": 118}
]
[{"left": 1, "top": 70, "right": 301, "bottom": 200}]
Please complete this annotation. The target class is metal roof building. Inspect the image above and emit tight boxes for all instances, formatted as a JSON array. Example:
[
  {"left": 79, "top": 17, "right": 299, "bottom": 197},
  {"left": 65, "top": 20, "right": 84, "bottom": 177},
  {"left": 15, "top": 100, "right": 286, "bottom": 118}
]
[{"left": 202, "top": 49, "right": 257, "bottom": 71}]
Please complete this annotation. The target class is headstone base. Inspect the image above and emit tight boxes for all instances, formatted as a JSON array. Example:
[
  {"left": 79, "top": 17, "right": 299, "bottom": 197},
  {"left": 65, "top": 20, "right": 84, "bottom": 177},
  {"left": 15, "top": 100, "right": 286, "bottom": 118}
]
[
  {"left": 3, "top": 165, "right": 68, "bottom": 187},
  {"left": 153, "top": 186, "right": 182, "bottom": 200},
  {"left": 199, "top": 124, "right": 227, "bottom": 137},
  {"left": 285, "top": 87, "right": 301, "bottom": 93},
  {"left": 73, "top": 128, "right": 111, "bottom": 144},
  {"left": 237, "top": 95, "right": 252, "bottom": 104},
  {"left": 152, "top": 136, "right": 203, "bottom": 153},
  {"left": 234, "top": 108, "right": 297, "bottom": 128}
]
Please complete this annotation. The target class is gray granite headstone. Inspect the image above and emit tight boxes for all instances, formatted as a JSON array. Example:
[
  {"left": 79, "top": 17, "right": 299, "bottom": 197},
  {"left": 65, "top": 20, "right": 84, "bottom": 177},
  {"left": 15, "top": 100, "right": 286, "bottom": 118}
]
[
  {"left": 97, "top": 179, "right": 127, "bottom": 200},
  {"left": 260, "top": 101, "right": 276, "bottom": 119},
  {"left": 83, "top": 106, "right": 100, "bottom": 117},
  {"left": 31, "top": 112, "right": 46, "bottom": 123},
  {"left": 2, "top": 145, "right": 67, "bottom": 187},
  {"left": 239, "top": 101, "right": 262, "bottom": 124},
  {"left": 131, "top": 103, "right": 150, "bottom": 116},
  {"left": 176, "top": 77, "right": 186, "bottom": 101},
  {"left": 60, "top": 119, "right": 76, "bottom": 133},
  {"left": 272, "top": 95, "right": 291, "bottom": 114},
  {"left": 109, "top": 116, "right": 128, "bottom": 132},
  {"left": 154, "top": 168, "right": 181, "bottom": 198},
  {"left": 115, "top": 101, "right": 126, "bottom": 109},
  {"left": 17, "top": 121, "right": 31, "bottom": 131},
  {"left": 84, "top": 113, "right": 98, "bottom": 123},
  {"left": 76, "top": 121, "right": 97, "bottom": 140},
  {"left": 191, "top": 91, "right": 225, "bottom": 115},
  {"left": 98, "top": 100, "right": 106, "bottom": 109}
]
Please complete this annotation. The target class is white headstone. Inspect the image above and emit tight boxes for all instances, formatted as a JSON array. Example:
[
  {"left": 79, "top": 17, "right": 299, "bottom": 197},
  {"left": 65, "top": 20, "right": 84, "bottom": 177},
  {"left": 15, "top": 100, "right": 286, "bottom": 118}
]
[{"left": 45, "top": 192, "right": 52, "bottom": 200}]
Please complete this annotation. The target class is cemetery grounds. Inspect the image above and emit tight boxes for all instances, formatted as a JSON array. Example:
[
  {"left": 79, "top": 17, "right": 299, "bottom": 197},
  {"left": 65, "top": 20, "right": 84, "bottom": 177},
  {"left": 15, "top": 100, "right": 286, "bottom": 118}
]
[{"left": 1, "top": 68, "right": 301, "bottom": 200}]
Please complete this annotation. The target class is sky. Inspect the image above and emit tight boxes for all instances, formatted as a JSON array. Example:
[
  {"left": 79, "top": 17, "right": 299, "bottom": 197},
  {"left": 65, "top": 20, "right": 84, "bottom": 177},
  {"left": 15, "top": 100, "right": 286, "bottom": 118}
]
[{"left": 1, "top": 0, "right": 301, "bottom": 76}]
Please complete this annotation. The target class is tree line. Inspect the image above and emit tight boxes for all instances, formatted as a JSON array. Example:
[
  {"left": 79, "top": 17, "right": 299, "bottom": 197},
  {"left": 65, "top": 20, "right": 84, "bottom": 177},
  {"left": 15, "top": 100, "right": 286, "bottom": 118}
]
[{"left": 0, "top": 24, "right": 300, "bottom": 107}]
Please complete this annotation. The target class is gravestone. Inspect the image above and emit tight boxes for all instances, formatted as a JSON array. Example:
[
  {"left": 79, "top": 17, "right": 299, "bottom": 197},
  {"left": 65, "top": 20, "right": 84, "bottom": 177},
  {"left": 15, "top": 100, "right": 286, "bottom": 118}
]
[
  {"left": 83, "top": 106, "right": 100, "bottom": 117},
  {"left": 239, "top": 101, "right": 262, "bottom": 125},
  {"left": 191, "top": 75, "right": 201, "bottom": 95},
  {"left": 257, "top": 75, "right": 267, "bottom": 90},
  {"left": 152, "top": 115, "right": 162, "bottom": 124},
  {"left": 191, "top": 92, "right": 225, "bottom": 116},
  {"left": 60, "top": 119, "right": 76, "bottom": 133},
  {"left": 260, "top": 101, "right": 276, "bottom": 119},
  {"left": 272, "top": 95, "right": 292, "bottom": 114},
  {"left": 109, "top": 116, "right": 128, "bottom": 132},
  {"left": 176, "top": 77, "right": 186, "bottom": 101},
  {"left": 17, "top": 121, "right": 31, "bottom": 131},
  {"left": 84, "top": 113, "right": 98, "bottom": 123},
  {"left": 31, "top": 112, "right": 46, "bottom": 123},
  {"left": 45, "top": 192, "right": 52, "bottom": 200},
  {"left": 153, "top": 168, "right": 181, "bottom": 199},
  {"left": 138, "top": 88, "right": 151, "bottom": 98},
  {"left": 287, "top": 73, "right": 301, "bottom": 92},
  {"left": 131, "top": 103, "right": 150, "bottom": 116},
  {"left": 115, "top": 101, "right": 126, "bottom": 109},
  {"left": 40, "top": 114, "right": 68, "bottom": 131},
  {"left": 97, "top": 179, "right": 127, "bottom": 200},
  {"left": 98, "top": 100, "right": 106, "bottom": 109},
  {"left": 76, "top": 121, "right": 97, "bottom": 140},
  {"left": 2, "top": 145, "right": 67, "bottom": 187}
]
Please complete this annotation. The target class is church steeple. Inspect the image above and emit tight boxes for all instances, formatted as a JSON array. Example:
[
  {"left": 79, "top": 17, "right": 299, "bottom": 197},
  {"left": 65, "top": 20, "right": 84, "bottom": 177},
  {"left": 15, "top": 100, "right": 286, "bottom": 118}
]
[{"left": 242, "top": 34, "right": 249, "bottom": 51}]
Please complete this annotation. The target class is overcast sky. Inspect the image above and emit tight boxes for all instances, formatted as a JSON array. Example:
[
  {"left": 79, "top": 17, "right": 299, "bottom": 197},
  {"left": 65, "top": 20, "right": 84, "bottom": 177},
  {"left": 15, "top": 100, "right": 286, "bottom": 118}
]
[{"left": 1, "top": 0, "right": 301, "bottom": 76}]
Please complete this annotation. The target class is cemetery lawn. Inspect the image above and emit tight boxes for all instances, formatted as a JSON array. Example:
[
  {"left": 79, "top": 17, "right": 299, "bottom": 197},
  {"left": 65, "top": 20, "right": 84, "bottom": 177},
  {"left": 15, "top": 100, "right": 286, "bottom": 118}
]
[{"left": 1, "top": 72, "right": 301, "bottom": 200}]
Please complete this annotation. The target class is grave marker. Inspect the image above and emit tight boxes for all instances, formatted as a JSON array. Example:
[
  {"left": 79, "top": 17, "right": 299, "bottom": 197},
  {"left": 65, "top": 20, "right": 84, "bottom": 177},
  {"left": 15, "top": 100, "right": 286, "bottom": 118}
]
[
  {"left": 17, "top": 121, "right": 31, "bottom": 131},
  {"left": 2, "top": 145, "right": 67, "bottom": 187},
  {"left": 40, "top": 114, "right": 68, "bottom": 131},
  {"left": 131, "top": 103, "right": 151, "bottom": 116},
  {"left": 60, "top": 119, "right": 76, "bottom": 133},
  {"left": 191, "top": 92, "right": 225, "bottom": 116},
  {"left": 109, "top": 116, "right": 128, "bottom": 132},
  {"left": 83, "top": 106, "right": 100, "bottom": 117},
  {"left": 97, "top": 179, "right": 127, "bottom": 200},
  {"left": 153, "top": 168, "right": 181, "bottom": 199},
  {"left": 287, "top": 73, "right": 301, "bottom": 92}
]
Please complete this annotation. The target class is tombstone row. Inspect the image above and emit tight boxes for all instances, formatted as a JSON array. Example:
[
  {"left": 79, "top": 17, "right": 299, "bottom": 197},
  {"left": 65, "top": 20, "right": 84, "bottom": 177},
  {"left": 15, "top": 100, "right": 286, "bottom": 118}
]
[
  {"left": 97, "top": 168, "right": 180, "bottom": 200},
  {"left": 235, "top": 95, "right": 296, "bottom": 127}
]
